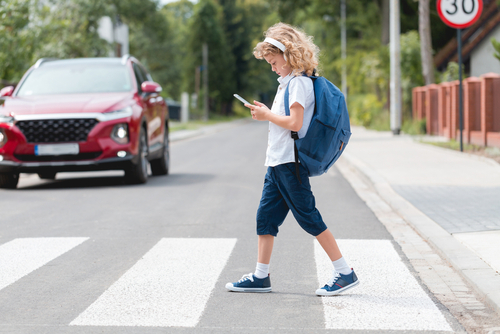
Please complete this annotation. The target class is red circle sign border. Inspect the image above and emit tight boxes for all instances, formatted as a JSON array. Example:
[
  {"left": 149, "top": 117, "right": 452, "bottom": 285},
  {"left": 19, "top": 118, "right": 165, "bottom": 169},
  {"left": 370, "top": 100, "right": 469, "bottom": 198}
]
[{"left": 437, "top": 0, "right": 483, "bottom": 29}]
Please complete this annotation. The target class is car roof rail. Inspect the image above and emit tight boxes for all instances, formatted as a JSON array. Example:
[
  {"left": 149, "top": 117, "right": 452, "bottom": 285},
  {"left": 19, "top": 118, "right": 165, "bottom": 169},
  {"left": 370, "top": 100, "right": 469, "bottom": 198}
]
[
  {"left": 34, "top": 58, "right": 59, "bottom": 68},
  {"left": 121, "top": 54, "right": 132, "bottom": 65}
]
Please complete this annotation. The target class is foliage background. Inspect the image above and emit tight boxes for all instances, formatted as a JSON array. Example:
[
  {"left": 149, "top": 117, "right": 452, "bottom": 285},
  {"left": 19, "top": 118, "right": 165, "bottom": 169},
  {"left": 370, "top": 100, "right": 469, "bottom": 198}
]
[{"left": 0, "top": 0, "right": 468, "bottom": 127}]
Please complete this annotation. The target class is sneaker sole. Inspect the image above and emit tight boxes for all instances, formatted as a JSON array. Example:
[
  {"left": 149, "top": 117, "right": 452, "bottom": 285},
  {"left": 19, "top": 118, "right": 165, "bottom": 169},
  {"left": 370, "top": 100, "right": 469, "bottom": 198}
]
[
  {"left": 225, "top": 283, "right": 272, "bottom": 293},
  {"left": 315, "top": 280, "right": 359, "bottom": 296}
]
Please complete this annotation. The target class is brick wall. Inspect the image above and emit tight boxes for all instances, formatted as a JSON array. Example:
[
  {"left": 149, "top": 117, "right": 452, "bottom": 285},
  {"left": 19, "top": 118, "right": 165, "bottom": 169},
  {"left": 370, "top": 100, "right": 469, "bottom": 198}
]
[{"left": 412, "top": 73, "right": 500, "bottom": 148}]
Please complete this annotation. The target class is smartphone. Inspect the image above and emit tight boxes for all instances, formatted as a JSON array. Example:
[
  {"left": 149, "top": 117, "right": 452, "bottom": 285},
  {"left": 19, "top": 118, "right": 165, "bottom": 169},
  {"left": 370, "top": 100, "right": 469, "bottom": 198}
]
[{"left": 233, "top": 94, "right": 251, "bottom": 105}]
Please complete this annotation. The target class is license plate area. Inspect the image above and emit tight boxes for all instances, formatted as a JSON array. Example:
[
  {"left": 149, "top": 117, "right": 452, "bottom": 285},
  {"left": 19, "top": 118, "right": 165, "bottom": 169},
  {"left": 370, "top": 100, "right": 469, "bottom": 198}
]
[{"left": 35, "top": 143, "right": 79, "bottom": 156}]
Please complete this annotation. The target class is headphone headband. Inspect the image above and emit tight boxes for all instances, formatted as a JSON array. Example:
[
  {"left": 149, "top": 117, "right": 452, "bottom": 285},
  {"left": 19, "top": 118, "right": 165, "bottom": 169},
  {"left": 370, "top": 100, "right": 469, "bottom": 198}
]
[{"left": 264, "top": 37, "right": 286, "bottom": 52}]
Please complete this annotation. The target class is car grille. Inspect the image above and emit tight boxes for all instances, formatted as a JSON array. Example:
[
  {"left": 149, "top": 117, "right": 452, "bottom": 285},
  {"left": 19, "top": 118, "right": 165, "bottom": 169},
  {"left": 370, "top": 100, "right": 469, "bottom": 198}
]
[
  {"left": 16, "top": 118, "right": 99, "bottom": 143},
  {"left": 14, "top": 152, "right": 102, "bottom": 162}
]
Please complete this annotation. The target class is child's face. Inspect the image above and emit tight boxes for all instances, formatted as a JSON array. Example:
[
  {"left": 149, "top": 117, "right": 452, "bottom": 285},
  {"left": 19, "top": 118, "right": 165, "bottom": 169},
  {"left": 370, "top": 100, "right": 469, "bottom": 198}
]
[{"left": 264, "top": 53, "right": 291, "bottom": 78}]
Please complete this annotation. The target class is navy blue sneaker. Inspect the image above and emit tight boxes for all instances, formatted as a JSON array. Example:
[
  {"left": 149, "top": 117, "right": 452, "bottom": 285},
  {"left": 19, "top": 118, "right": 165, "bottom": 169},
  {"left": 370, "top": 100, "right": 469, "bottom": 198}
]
[
  {"left": 316, "top": 270, "right": 359, "bottom": 296},
  {"left": 225, "top": 273, "right": 272, "bottom": 292}
]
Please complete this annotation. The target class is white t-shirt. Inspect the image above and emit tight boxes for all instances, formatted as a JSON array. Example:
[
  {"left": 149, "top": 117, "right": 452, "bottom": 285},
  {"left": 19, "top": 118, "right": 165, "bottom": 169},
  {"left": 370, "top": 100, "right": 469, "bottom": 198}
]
[{"left": 265, "top": 74, "right": 315, "bottom": 167}]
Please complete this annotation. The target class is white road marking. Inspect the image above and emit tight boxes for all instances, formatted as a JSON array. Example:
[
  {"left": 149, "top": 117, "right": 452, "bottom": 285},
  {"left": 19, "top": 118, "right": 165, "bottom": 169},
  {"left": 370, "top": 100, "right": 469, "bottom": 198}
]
[
  {"left": 315, "top": 239, "right": 452, "bottom": 331},
  {"left": 70, "top": 238, "right": 237, "bottom": 327},
  {"left": 0, "top": 237, "right": 88, "bottom": 291}
]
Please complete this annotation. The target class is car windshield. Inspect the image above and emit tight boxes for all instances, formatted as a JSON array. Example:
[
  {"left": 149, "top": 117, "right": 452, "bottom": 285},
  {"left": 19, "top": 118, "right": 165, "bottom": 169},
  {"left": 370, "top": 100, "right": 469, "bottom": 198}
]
[{"left": 16, "top": 63, "right": 132, "bottom": 96}]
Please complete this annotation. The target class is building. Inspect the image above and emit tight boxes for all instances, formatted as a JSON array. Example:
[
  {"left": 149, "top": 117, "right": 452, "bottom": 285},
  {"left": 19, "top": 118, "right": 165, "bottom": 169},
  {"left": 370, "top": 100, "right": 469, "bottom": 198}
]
[{"left": 97, "top": 16, "right": 129, "bottom": 57}]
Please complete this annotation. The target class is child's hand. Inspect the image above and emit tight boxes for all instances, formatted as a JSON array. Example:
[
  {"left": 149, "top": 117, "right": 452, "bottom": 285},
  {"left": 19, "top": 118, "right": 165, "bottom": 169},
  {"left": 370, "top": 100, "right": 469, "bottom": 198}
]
[{"left": 247, "top": 100, "right": 270, "bottom": 121}]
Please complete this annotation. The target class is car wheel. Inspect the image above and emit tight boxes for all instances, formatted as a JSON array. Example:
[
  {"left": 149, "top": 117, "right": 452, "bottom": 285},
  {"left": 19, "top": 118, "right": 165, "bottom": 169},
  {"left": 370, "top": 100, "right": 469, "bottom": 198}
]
[
  {"left": 38, "top": 172, "right": 57, "bottom": 180},
  {"left": 125, "top": 127, "right": 148, "bottom": 184},
  {"left": 150, "top": 126, "right": 169, "bottom": 176},
  {"left": 0, "top": 173, "right": 19, "bottom": 189}
]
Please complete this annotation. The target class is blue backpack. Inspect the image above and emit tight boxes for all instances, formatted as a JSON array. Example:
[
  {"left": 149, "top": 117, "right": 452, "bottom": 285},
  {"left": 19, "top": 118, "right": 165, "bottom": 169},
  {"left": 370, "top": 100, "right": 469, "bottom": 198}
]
[{"left": 285, "top": 75, "right": 351, "bottom": 180}]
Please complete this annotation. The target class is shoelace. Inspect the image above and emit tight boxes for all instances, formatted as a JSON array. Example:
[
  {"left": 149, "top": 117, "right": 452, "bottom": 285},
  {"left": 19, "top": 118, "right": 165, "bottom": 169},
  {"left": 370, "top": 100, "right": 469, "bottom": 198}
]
[
  {"left": 326, "top": 272, "right": 341, "bottom": 287},
  {"left": 238, "top": 273, "right": 254, "bottom": 283}
]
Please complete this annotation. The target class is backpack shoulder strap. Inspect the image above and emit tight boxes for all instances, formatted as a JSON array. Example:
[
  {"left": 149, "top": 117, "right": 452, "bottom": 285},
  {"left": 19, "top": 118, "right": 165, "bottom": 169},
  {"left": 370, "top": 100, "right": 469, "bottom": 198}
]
[
  {"left": 283, "top": 73, "right": 315, "bottom": 184},
  {"left": 284, "top": 73, "right": 314, "bottom": 116}
]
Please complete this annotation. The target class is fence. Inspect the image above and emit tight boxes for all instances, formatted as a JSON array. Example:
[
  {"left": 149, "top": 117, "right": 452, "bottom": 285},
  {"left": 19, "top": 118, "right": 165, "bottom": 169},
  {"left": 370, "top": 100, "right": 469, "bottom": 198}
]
[{"left": 412, "top": 73, "right": 500, "bottom": 148}]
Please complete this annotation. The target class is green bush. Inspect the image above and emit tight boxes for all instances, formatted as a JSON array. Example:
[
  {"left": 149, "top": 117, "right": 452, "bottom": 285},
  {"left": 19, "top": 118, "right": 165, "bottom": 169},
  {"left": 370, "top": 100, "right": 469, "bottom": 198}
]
[
  {"left": 348, "top": 93, "right": 389, "bottom": 130},
  {"left": 438, "top": 61, "right": 465, "bottom": 82},
  {"left": 492, "top": 38, "right": 500, "bottom": 62},
  {"left": 402, "top": 118, "right": 427, "bottom": 135}
]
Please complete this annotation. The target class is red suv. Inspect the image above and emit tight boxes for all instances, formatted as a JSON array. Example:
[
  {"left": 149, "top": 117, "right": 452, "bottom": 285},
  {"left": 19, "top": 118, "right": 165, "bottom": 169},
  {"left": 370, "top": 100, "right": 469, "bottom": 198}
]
[{"left": 0, "top": 56, "right": 169, "bottom": 189}]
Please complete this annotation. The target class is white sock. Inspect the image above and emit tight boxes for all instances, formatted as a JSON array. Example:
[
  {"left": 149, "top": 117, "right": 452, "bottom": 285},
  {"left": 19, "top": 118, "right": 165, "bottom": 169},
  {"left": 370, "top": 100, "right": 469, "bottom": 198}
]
[
  {"left": 254, "top": 262, "right": 269, "bottom": 279},
  {"left": 332, "top": 257, "right": 352, "bottom": 275}
]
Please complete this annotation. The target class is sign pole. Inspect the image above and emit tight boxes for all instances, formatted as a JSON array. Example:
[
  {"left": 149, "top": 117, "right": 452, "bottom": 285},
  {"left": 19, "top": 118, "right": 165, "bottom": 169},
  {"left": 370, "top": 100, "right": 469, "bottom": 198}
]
[
  {"left": 436, "top": 0, "right": 483, "bottom": 152},
  {"left": 457, "top": 28, "right": 464, "bottom": 152}
]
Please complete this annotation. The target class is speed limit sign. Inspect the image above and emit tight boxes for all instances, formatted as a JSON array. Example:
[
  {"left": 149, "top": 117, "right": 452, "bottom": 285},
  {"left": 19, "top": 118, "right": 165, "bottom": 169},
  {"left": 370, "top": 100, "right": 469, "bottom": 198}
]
[
  {"left": 437, "top": 0, "right": 483, "bottom": 29},
  {"left": 436, "top": 0, "right": 483, "bottom": 152}
]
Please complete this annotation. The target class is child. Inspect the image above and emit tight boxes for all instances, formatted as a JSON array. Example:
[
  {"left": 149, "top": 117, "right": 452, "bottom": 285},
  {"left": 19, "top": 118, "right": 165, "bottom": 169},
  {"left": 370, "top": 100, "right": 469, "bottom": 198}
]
[{"left": 225, "top": 23, "right": 358, "bottom": 296}]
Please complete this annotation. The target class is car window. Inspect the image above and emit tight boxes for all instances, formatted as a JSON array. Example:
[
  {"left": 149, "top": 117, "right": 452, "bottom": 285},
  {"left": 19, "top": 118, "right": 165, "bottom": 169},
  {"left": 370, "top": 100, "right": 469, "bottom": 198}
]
[
  {"left": 139, "top": 64, "right": 152, "bottom": 82},
  {"left": 16, "top": 64, "right": 132, "bottom": 96},
  {"left": 132, "top": 63, "right": 146, "bottom": 93}
]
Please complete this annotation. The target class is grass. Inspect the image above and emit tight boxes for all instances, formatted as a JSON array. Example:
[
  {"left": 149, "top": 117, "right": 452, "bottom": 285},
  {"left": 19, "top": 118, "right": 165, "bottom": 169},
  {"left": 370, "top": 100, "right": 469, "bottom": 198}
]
[{"left": 421, "top": 139, "right": 500, "bottom": 164}]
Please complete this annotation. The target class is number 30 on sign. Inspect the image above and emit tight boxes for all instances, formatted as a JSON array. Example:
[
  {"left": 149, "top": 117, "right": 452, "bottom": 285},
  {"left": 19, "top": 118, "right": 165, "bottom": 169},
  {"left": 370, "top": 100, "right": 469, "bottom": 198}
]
[{"left": 437, "top": 0, "right": 483, "bottom": 29}]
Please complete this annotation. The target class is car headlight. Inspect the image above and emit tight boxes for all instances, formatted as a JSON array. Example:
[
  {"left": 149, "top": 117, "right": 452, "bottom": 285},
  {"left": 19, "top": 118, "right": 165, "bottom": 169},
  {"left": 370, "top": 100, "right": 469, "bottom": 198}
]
[
  {"left": 111, "top": 123, "right": 129, "bottom": 144},
  {"left": 99, "top": 106, "right": 133, "bottom": 121},
  {"left": 0, "top": 115, "right": 14, "bottom": 125},
  {"left": 0, "top": 129, "right": 6, "bottom": 148}
]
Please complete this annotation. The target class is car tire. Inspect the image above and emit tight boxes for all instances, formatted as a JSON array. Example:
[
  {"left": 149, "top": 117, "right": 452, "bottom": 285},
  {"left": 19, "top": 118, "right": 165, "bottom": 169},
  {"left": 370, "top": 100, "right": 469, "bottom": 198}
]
[
  {"left": 150, "top": 126, "right": 169, "bottom": 176},
  {"left": 125, "top": 127, "right": 148, "bottom": 184},
  {"left": 0, "top": 173, "right": 19, "bottom": 189},
  {"left": 38, "top": 172, "right": 57, "bottom": 180}
]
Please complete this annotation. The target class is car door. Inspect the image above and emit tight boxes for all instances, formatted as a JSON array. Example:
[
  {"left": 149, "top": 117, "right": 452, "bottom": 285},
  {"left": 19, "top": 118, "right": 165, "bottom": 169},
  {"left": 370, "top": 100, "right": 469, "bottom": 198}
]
[{"left": 132, "top": 63, "right": 159, "bottom": 150}]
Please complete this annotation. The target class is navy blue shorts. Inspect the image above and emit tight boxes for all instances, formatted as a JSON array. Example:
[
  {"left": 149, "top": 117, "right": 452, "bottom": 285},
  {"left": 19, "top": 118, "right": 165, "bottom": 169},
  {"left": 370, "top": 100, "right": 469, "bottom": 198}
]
[{"left": 256, "top": 163, "right": 328, "bottom": 237}]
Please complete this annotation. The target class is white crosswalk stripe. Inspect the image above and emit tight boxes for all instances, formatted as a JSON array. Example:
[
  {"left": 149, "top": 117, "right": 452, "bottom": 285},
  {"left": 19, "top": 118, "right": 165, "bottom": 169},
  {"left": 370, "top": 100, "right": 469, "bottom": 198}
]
[
  {"left": 70, "top": 238, "right": 237, "bottom": 327},
  {"left": 315, "top": 239, "right": 452, "bottom": 331},
  {"left": 0, "top": 237, "right": 88, "bottom": 291},
  {"left": 0, "top": 237, "right": 454, "bottom": 330}
]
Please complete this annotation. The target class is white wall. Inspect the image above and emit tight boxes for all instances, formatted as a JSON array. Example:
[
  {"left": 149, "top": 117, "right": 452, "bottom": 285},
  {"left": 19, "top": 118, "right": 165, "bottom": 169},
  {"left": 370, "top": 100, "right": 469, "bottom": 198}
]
[
  {"left": 97, "top": 16, "right": 129, "bottom": 57},
  {"left": 470, "top": 24, "right": 500, "bottom": 77}
]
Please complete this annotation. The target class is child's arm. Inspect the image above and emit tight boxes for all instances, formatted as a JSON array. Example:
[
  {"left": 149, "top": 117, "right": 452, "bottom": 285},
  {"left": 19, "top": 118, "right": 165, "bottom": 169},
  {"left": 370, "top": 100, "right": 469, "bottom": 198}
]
[{"left": 246, "top": 101, "right": 304, "bottom": 132}]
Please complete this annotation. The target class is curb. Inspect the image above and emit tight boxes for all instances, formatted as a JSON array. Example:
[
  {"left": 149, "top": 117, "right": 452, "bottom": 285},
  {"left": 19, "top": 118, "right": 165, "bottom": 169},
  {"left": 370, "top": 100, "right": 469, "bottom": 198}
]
[
  {"left": 170, "top": 118, "right": 252, "bottom": 143},
  {"left": 340, "top": 152, "right": 500, "bottom": 316}
]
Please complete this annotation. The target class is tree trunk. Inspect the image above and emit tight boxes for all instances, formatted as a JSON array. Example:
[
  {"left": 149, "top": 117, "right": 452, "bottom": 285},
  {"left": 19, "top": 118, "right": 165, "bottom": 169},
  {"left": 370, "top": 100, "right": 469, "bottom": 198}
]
[
  {"left": 381, "top": 0, "right": 390, "bottom": 45},
  {"left": 419, "top": 0, "right": 435, "bottom": 85}
]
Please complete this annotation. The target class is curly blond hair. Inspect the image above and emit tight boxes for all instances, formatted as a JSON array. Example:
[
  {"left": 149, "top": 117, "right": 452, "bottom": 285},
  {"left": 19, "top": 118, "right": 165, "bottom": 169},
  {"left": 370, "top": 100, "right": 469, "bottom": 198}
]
[{"left": 253, "top": 22, "right": 320, "bottom": 76}]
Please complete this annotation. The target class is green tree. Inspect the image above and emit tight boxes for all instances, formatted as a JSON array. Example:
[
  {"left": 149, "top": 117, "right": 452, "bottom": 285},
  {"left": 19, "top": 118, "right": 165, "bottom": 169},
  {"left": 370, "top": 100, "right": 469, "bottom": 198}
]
[
  {"left": 158, "top": 0, "right": 194, "bottom": 100},
  {"left": 185, "top": 0, "right": 235, "bottom": 115},
  {"left": 0, "top": 0, "right": 112, "bottom": 85},
  {"left": 493, "top": 38, "right": 500, "bottom": 62},
  {"left": 400, "top": 31, "right": 424, "bottom": 117},
  {"left": 35, "top": 0, "right": 111, "bottom": 59},
  {"left": 0, "top": 0, "right": 36, "bottom": 84}
]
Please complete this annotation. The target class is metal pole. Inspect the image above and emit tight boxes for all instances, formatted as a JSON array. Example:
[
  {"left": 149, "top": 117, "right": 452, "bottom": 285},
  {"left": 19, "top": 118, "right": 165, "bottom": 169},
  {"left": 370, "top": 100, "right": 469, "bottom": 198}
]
[
  {"left": 457, "top": 29, "right": 464, "bottom": 152},
  {"left": 390, "top": 0, "right": 402, "bottom": 135},
  {"left": 341, "top": 0, "right": 347, "bottom": 99},
  {"left": 202, "top": 43, "right": 209, "bottom": 122}
]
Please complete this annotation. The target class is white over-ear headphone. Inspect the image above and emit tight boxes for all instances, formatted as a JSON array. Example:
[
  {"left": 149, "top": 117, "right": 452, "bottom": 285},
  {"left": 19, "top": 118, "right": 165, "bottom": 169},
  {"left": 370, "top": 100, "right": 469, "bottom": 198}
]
[{"left": 264, "top": 37, "right": 287, "bottom": 61}]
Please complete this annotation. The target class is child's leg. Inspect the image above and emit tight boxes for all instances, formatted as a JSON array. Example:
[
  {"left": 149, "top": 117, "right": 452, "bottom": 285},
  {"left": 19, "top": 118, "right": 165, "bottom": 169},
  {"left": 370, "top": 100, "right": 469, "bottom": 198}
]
[
  {"left": 254, "top": 234, "right": 274, "bottom": 279},
  {"left": 316, "top": 228, "right": 351, "bottom": 275},
  {"left": 258, "top": 234, "right": 275, "bottom": 264},
  {"left": 316, "top": 229, "right": 341, "bottom": 261}
]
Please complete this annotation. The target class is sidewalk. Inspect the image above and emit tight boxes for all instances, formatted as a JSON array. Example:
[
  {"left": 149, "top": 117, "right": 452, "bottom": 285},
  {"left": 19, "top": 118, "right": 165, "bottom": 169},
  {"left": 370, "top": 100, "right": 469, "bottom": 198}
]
[{"left": 339, "top": 126, "right": 500, "bottom": 315}]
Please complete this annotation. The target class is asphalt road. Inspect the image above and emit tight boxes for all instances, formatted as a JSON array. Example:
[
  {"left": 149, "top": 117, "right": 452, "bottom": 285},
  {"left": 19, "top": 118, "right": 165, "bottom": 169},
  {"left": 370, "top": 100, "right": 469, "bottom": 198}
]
[{"left": 0, "top": 121, "right": 464, "bottom": 333}]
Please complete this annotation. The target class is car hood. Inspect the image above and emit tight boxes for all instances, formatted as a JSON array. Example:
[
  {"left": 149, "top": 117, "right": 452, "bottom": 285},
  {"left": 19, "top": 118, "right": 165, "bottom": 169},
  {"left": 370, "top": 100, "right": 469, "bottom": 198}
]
[{"left": 0, "top": 92, "right": 134, "bottom": 116}]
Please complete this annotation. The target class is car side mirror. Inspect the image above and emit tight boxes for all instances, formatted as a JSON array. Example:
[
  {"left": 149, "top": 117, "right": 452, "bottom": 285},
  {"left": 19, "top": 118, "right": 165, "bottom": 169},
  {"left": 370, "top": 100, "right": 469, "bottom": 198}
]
[
  {"left": 0, "top": 86, "right": 14, "bottom": 97},
  {"left": 141, "top": 81, "right": 162, "bottom": 94}
]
